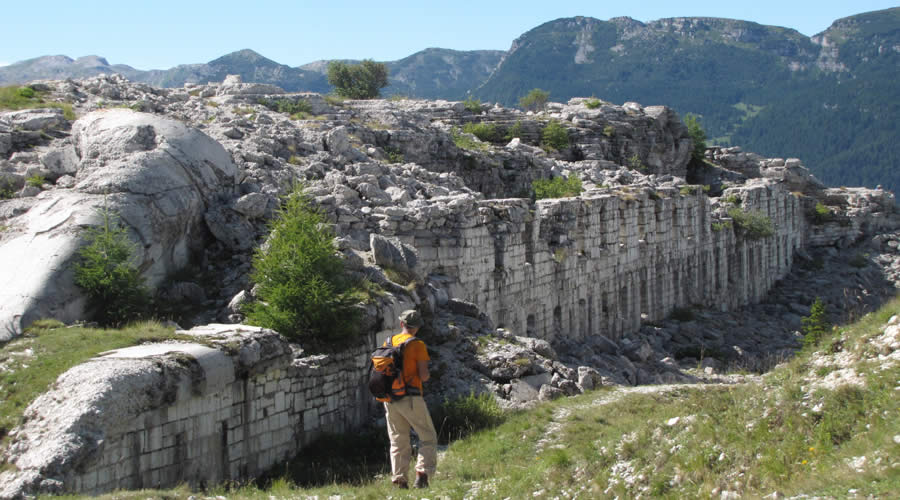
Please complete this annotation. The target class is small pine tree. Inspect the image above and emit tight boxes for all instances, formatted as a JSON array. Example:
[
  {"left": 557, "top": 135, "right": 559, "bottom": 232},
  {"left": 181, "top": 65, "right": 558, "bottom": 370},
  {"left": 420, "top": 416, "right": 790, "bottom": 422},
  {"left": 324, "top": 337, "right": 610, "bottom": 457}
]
[
  {"left": 243, "top": 186, "right": 360, "bottom": 343},
  {"left": 801, "top": 297, "right": 831, "bottom": 348},
  {"left": 683, "top": 113, "right": 707, "bottom": 163},
  {"left": 73, "top": 207, "right": 149, "bottom": 326},
  {"left": 541, "top": 120, "right": 569, "bottom": 151}
]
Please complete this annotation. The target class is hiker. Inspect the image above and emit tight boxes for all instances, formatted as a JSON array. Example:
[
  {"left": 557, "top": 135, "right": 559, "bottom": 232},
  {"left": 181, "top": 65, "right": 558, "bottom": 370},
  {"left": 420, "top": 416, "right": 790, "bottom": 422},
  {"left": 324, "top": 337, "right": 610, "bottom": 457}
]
[{"left": 384, "top": 309, "right": 437, "bottom": 489}]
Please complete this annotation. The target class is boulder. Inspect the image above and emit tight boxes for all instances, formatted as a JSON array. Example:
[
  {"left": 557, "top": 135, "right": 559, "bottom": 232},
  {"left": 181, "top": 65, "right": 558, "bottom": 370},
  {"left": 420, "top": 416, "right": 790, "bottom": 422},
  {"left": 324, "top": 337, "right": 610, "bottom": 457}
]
[
  {"left": 2, "top": 108, "right": 68, "bottom": 132},
  {"left": 0, "top": 109, "right": 236, "bottom": 338},
  {"left": 370, "top": 233, "right": 417, "bottom": 276}
]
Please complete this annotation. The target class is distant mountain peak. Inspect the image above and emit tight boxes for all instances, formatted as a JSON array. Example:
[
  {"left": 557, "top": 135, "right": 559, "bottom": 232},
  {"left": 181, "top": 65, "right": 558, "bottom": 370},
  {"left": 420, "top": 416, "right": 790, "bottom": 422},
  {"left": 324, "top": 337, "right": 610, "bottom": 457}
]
[
  {"left": 74, "top": 55, "right": 110, "bottom": 67},
  {"left": 206, "top": 49, "right": 286, "bottom": 71}
]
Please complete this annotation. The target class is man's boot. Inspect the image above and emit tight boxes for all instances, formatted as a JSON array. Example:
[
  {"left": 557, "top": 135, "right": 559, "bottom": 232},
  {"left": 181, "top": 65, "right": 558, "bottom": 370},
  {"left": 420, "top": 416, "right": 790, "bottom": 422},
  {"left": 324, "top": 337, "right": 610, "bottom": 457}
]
[
  {"left": 392, "top": 477, "right": 409, "bottom": 489},
  {"left": 414, "top": 471, "right": 429, "bottom": 488}
]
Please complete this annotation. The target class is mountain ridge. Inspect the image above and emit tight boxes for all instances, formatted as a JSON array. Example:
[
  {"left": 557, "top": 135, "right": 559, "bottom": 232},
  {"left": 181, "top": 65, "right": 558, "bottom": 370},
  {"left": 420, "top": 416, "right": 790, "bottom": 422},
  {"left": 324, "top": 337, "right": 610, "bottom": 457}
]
[{"left": 1, "top": 8, "right": 897, "bottom": 189}]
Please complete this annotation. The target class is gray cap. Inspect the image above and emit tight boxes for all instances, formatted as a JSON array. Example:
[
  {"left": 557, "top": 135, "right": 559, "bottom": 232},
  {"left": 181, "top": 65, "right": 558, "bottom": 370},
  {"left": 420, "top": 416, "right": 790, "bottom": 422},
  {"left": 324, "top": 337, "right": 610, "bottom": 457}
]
[{"left": 399, "top": 309, "right": 423, "bottom": 328}]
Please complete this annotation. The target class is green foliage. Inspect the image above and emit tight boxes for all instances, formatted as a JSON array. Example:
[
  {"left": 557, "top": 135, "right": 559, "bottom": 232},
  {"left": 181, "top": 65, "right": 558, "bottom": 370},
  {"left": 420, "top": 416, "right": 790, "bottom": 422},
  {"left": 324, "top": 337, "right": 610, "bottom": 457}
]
[
  {"left": 450, "top": 128, "right": 490, "bottom": 152},
  {"left": 432, "top": 391, "right": 505, "bottom": 444},
  {"left": 849, "top": 252, "right": 869, "bottom": 269},
  {"left": 505, "top": 120, "right": 526, "bottom": 140},
  {"left": 323, "top": 94, "right": 346, "bottom": 107},
  {"left": 801, "top": 297, "right": 831, "bottom": 348},
  {"left": 107, "top": 297, "right": 900, "bottom": 499},
  {"left": 812, "top": 202, "right": 833, "bottom": 224},
  {"left": 602, "top": 124, "right": 615, "bottom": 137},
  {"left": 473, "top": 11, "right": 900, "bottom": 191},
  {"left": 628, "top": 153, "right": 645, "bottom": 171},
  {"left": 0, "top": 179, "right": 16, "bottom": 199},
  {"left": 727, "top": 206, "right": 775, "bottom": 239},
  {"left": 25, "top": 175, "right": 45, "bottom": 188},
  {"left": 0, "top": 85, "right": 75, "bottom": 120},
  {"left": 463, "top": 97, "right": 483, "bottom": 113},
  {"left": 73, "top": 207, "right": 150, "bottom": 327},
  {"left": 327, "top": 60, "right": 389, "bottom": 99},
  {"left": 711, "top": 220, "right": 733, "bottom": 232},
  {"left": 684, "top": 113, "right": 707, "bottom": 163},
  {"left": 258, "top": 98, "right": 312, "bottom": 116},
  {"left": 462, "top": 122, "right": 502, "bottom": 142},
  {"left": 533, "top": 175, "right": 583, "bottom": 199},
  {"left": 584, "top": 98, "right": 602, "bottom": 109},
  {"left": 541, "top": 120, "right": 569, "bottom": 151},
  {"left": 519, "top": 88, "right": 549, "bottom": 111},
  {"left": 383, "top": 146, "right": 404, "bottom": 164},
  {"left": 722, "top": 194, "right": 742, "bottom": 205},
  {"left": 244, "top": 186, "right": 360, "bottom": 344},
  {"left": 0, "top": 321, "right": 182, "bottom": 445}
]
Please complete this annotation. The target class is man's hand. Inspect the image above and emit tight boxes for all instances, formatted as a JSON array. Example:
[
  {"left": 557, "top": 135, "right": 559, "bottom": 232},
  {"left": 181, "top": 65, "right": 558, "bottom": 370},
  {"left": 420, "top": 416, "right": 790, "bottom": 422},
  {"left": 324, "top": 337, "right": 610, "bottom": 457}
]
[{"left": 417, "top": 360, "right": 430, "bottom": 383}]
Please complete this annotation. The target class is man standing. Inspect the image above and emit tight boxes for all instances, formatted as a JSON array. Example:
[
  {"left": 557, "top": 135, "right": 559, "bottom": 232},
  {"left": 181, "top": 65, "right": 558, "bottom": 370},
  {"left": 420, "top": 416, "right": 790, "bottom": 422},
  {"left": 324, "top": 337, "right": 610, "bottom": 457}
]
[{"left": 385, "top": 309, "right": 437, "bottom": 489}]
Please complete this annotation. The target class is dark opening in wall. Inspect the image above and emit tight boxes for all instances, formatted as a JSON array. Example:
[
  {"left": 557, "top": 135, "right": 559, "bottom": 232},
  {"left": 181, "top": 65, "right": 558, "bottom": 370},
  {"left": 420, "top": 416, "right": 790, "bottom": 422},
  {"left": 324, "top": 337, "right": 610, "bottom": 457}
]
[{"left": 526, "top": 314, "right": 536, "bottom": 336}]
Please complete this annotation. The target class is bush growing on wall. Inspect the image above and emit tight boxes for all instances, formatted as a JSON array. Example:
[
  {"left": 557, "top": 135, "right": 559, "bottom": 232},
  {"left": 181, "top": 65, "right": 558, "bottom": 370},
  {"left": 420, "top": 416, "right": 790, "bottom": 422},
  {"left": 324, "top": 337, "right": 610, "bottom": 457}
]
[
  {"left": 533, "top": 175, "right": 583, "bottom": 199},
  {"left": 244, "top": 185, "right": 360, "bottom": 343},
  {"left": 684, "top": 113, "right": 707, "bottom": 163},
  {"left": 541, "top": 120, "right": 569, "bottom": 151},
  {"left": 727, "top": 206, "right": 775, "bottom": 239},
  {"left": 73, "top": 208, "right": 149, "bottom": 327},
  {"left": 462, "top": 122, "right": 502, "bottom": 142}
]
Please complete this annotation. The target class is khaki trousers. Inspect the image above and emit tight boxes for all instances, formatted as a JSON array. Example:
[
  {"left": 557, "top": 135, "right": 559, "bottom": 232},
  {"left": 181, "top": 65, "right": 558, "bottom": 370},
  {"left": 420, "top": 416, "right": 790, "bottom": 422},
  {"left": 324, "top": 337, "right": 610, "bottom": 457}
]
[{"left": 384, "top": 395, "right": 437, "bottom": 482}]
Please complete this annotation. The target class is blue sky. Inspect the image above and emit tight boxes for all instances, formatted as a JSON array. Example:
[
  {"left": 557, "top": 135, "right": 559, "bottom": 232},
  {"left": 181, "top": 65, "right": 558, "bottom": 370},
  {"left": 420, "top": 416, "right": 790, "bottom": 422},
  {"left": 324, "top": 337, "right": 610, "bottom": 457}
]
[{"left": 1, "top": 1, "right": 897, "bottom": 69}]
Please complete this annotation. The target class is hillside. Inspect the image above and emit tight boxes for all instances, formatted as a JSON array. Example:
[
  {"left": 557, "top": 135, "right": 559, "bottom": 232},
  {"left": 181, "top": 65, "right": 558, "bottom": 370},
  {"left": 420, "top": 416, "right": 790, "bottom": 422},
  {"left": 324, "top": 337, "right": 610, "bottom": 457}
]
[
  {"left": 476, "top": 8, "right": 900, "bottom": 191},
  {"left": 2, "top": 9, "right": 897, "bottom": 190},
  {"left": 30, "top": 297, "right": 899, "bottom": 499}
]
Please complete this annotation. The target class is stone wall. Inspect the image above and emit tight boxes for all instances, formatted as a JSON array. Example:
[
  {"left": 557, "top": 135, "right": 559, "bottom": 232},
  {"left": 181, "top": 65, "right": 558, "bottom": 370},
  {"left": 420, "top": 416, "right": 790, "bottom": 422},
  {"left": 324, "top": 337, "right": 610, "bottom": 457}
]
[
  {"left": 0, "top": 325, "right": 377, "bottom": 498},
  {"left": 381, "top": 181, "right": 804, "bottom": 343}
]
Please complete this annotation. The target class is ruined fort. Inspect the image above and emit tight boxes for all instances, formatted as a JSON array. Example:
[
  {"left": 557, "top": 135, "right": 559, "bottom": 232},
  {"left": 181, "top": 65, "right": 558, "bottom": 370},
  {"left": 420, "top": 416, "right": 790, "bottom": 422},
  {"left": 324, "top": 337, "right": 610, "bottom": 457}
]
[{"left": 0, "top": 75, "right": 897, "bottom": 497}]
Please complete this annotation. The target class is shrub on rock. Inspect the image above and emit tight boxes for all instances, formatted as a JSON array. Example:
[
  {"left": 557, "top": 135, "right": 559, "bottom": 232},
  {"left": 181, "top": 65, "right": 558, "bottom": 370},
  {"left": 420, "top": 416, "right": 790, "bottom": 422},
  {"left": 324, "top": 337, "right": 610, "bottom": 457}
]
[
  {"left": 73, "top": 208, "right": 150, "bottom": 327},
  {"left": 244, "top": 186, "right": 360, "bottom": 343}
]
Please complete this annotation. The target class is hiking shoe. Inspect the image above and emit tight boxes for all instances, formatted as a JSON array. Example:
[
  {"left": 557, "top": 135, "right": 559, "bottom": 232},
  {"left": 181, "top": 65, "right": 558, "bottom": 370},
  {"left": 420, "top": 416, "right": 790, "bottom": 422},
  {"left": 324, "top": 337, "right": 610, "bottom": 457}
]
[
  {"left": 414, "top": 471, "right": 429, "bottom": 488},
  {"left": 392, "top": 478, "right": 409, "bottom": 489}
]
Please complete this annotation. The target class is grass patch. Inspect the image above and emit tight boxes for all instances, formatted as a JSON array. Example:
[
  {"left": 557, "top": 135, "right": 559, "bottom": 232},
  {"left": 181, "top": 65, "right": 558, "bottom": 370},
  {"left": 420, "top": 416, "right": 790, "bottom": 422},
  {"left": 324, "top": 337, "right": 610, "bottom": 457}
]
[
  {"left": 38, "top": 300, "right": 900, "bottom": 499},
  {"left": 451, "top": 128, "right": 490, "bottom": 152},
  {"left": 0, "top": 85, "right": 75, "bottom": 120},
  {"left": 432, "top": 392, "right": 505, "bottom": 444},
  {"left": 462, "top": 122, "right": 502, "bottom": 143},
  {"left": 727, "top": 206, "right": 775, "bottom": 239},
  {"left": 585, "top": 98, "right": 602, "bottom": 109},
  {"left": 533, "top": 175, "right": 583, "bottom": 199},
  {"left": 0, "top": 321, "right": 183, "bottom": 444}
]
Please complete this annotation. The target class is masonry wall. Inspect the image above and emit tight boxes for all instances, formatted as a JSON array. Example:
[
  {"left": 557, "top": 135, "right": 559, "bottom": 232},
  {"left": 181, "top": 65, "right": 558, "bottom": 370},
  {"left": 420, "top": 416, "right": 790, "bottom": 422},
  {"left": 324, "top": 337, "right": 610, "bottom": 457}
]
[
  {"left": 59, "top": 334, "right": 374, "bottom": 495},
  {"left": 386, "top": 183, "right": 804, "bottom": 343}
]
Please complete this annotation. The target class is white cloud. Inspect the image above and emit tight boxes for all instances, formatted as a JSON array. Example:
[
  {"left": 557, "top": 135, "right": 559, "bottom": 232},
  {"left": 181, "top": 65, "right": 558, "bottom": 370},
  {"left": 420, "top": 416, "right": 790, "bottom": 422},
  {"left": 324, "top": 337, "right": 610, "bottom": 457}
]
[{"left": 0, "top": 62, "right": 8, "bottom": 67}]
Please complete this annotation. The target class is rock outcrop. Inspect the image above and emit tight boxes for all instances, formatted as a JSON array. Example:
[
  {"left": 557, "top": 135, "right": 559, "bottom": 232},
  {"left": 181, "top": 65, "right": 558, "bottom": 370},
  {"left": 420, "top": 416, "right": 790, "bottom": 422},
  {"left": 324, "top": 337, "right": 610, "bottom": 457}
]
[
  {"left": 0, "top": 109, "right": 236, "bottom": 338},
  {"left": 1, "top": 75, "right": 899, "bottom": 497}
]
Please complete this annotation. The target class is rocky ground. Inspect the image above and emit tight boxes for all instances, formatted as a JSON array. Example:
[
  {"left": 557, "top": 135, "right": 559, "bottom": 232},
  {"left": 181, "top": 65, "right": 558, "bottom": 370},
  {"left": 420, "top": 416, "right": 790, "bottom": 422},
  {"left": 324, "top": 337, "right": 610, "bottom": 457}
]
[{"left": 1, "top": 73, "right": 899, "bottom": 409}]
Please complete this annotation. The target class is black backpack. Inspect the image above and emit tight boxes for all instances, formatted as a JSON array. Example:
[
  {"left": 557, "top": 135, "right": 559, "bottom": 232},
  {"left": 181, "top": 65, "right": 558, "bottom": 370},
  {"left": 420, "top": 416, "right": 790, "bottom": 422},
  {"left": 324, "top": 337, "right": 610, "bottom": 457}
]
[{"left": 368, "top": 335, "right": 421, "bottom": 403}]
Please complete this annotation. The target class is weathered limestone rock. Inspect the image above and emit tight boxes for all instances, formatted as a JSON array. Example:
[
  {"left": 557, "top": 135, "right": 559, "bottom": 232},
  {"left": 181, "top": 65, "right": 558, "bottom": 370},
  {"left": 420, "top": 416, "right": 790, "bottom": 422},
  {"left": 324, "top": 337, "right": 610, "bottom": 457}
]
[
  {"left": 216, "top": 74, "right": 285, "bottom": 96},
  {"left": 370, "top": 233, "right": 417, "bottom": 276},
  {"left": 0, "top": 109, "right": 236, "bottom": 338}
]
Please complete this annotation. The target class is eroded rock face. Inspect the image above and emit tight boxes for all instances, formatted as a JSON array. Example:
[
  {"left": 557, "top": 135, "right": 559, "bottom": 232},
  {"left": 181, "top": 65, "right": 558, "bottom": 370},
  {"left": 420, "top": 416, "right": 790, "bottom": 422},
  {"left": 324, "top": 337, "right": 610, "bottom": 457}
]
[{"left": 0, "top": 109, "right": 236, "bottom": 338}]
